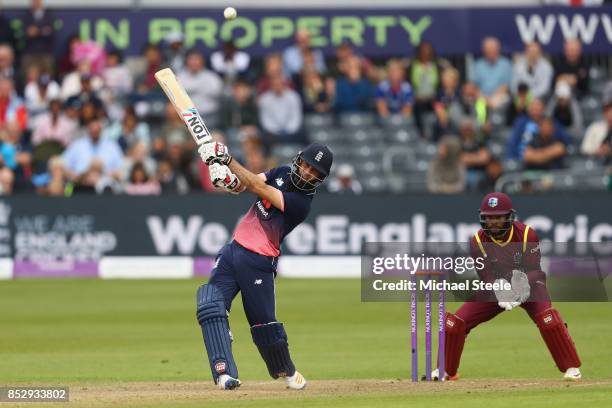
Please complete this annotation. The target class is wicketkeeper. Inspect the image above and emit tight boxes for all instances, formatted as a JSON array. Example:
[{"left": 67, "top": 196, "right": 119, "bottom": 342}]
[
  {"left": 195, "top": 141, "right": 333, "bottom": 390},
  {"left": 433, "top": 192, "right": 582, "bottom": 381}
]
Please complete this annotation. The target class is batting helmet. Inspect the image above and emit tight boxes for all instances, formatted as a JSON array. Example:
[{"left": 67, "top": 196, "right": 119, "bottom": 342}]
[
  {"left": 478, "top": 192, "right": 516, "bottom": 235},
  {"left": 290, "top": 143, "right": 333, "bottom": 192}
]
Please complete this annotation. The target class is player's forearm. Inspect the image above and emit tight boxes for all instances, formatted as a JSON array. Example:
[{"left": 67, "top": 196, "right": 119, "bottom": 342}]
[
  {"left": 228, "top": 160, "right": 283, "bottom": 209},
  {"left": 228, "top": 160, "right": 265, "bottom": 193}
]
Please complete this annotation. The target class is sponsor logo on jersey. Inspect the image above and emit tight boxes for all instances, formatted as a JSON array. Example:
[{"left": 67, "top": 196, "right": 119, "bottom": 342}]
[
  {"left": 254, "top": 279, "right": 262, "bottom": 285},
  {"left": 276, "top": 178, "right": 284, "bottom": 186},
  {"left": 256, "top": 200, "right": 270, "bottom": 218},
  {"left": 543, "top": 314, "right": 553, "bottom": 324},
  {"left": 214, "top": 361, "right": 226, "bottom": 374},
  {"left": 182, "top": 107, "right": 211, "bottom": 144},
  {"left": 446, "top": 319, "right": 455, "bottom": 328},
  {"left": 488, "top": 197, "right": 498, "bottom": 207}
]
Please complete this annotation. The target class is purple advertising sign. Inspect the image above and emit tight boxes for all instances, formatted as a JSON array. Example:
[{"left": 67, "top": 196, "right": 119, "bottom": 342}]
[
  {"left": 13, "top": 260, "right": 98, "bottom": 278},
  {"left": 4, "top": 7, "right": 612, "bottom": 57},
  {"left": 193, "top": 257, "right": 216, "bottom": 277}
]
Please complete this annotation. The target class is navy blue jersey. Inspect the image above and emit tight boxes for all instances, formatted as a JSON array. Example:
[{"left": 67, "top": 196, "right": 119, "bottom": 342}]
[
  {"left": 233, "top": 166, "right": 313, "bottom": 256},
  {"left": 375, "top": 80, "right": 414, "bottom": 113}
]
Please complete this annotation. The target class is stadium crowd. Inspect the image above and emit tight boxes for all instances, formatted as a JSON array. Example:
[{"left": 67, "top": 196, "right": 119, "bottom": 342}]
[{"left": 0, "top": 1, "right": 611, "bottom": 196}]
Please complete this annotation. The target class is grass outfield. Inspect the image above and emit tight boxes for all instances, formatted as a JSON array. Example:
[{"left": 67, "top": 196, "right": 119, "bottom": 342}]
[{"left": 0, "top": 279, "right": 610, "bottom": 407}]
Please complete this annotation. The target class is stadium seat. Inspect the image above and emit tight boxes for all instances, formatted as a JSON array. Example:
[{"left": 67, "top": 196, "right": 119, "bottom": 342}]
[
  {"left": 413, "top": 142, "right": 438, "bottom": 159},
  {"left": 581, "top": 96, "right": 603, "bottom": 124},
  {"left": 416, "top": 159, "right": 430, "bottom": 172},
  {"left": 359, "top": 159, "right": 384, "bottom": 174},
  {"left": 349, "top": 127, "right": 384, "bottom": 144},
  {"left": 489, "top": 141, "right": 505, "bottom": 157},
  {"left": 503, "top": 160, "right": 521, "bottom": 172},
  {"left": 554, "top": 174, "right": 576, "bottom": 190},
  {"left": 310, "top": 129, "right": 345, "bottom": 144},
  {"left": 403, "top": 172, "right": 430, "bottom": 193},
  {"left": 583, "top": 175, "right": 607, "bottom": 190},
  {"left": 304, "top": 113, "right": 335, "bottom": 131},
  {"left": 350, "top": 144, "right": 386, "bottom": 159},
  {"left": 382, "top": 146, "right": 418, "bottom": 174},
  {"left": 388, "top": 128, "right": 418, "bottom": 144},
  {"left": 339, "top": 112, "right": 376, "bottom": 128},
  {"left": 380, "top": 114, "right": 416, "bottom": 129},
  {"left": 490, "top": 127, "right": 512, "bottom": 143},
  {"left": 272, "top": 144, "right": 303, "bottom": 164},
  {"left": 362, "top": 175, "right": 388, "bottom": 193},
  {"left": 489, "top": 111, "right": 507, "bottom": 130},
  {"left": 589, "top": 66, "right": 607, "bottom": 96},
  {"left": 420, "top": 112, "right": 438, "bottom": 141},
  {"left": 567, "top": 157, "right": 599, "bottom": 172}
]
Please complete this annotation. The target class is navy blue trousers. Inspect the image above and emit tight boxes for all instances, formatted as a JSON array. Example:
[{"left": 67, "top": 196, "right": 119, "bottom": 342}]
[{"left": 208, "top": 241, "right": 278, "bottom": 326}]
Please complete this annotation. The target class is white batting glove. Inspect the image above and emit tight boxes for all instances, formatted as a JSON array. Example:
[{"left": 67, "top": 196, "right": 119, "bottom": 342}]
[
  {"left": 209, "top": 163, "right": 243, "bottom": 194},
  {"left": 511, "top": 269, "right": 531, "bottom": 303},
  {"left": 198, "top": 141, "right": 232, "bottom": 165}
]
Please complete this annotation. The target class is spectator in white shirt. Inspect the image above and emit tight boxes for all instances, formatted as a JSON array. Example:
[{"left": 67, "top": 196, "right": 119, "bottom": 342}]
[
  {"left": 511, "top": 42, "right": 554, "bottom": 99},
  {"left": 470, "top": 37, "right": 512, "bottom": 109},
  {"left": 60, "top": 60, "right": 103, "bottom": 100},
  {"left": 177, "top": 50, "right": 223, "bottom": 128},
  {"left": 210, "top": 41, "right": 250, "bottom": 85},
  {"left": 258, "top": 75, "right": 304, "bottom": 149},
  {"left": 24, "top": 68, "right": 60, "bottom": 125},
  {"left": 62, "top": 119, "right": 124, "bottom": 192},
  {"left": 327, "top": 163, "right": 363, "bottom": 194},
  {"left": 581, "top": 102, "right": 612, "bottom": 162},
  {"left": 102, "top": 51, "right": 133, "bottom": 99},
  {"left": 282, "top": 30, "right": 326, "bottom": 79}
]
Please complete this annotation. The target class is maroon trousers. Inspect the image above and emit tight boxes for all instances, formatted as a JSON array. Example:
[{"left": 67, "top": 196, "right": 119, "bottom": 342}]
[{"left": 444, "top": 282, "right": 580, "bottom": 376}]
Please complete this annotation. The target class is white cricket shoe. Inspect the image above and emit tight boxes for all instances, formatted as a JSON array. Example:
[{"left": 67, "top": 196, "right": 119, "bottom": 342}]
[
  {"left": 563, "top": 367, "right": 582, "bottom": 381},
  {"left": 217, "top": 374, "right": 241, "bottom": 390},
  {"left": 285, "top": 370, "right": 307, "bottom": 390},
  {"left": 427, "top": 368, "right": 459, "bottom": 381}
]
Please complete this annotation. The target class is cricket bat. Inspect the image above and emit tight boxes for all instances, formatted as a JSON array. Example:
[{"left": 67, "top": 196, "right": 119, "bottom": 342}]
[{"left": 154, "top": 68, "right": 212, "bottom": 146}]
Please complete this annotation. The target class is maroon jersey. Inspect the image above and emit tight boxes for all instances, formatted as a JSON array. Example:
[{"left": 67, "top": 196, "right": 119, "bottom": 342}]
[{"left": 470, "top": 221, "right": 545, "bottom": 284}]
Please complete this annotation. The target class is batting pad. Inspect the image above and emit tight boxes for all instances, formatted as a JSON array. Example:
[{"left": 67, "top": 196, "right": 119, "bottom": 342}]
[
  {"left": 444, "top": 312, "right": 467, "bottom": 377},
  {"left": 196, "top": 284, "right": 239, "bottom": 382},
  {"left": 535, "top": 308, "right": 581, "bottom": 372},
  {"left": 251, "top": 322, "right": 296, "bottom": 379}
]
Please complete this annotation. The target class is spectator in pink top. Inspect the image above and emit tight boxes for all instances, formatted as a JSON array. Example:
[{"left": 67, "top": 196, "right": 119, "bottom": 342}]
[
  {"left": 31, "top": 99, "right": 78, "bottom": 147},
  {"left": 123, "top": 162, "right": 161, "bottom": 195},
  {"left": 71, "top": 40, "right": 107, "bottom": 76}
]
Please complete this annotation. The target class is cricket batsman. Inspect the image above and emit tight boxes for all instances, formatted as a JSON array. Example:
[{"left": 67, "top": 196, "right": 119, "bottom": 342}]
[
  {"left": 194, "top": 140, "right": 333, "bottom": 390},
  {"left": 434, "top": 192, "right": 582, "bottom": 381}
]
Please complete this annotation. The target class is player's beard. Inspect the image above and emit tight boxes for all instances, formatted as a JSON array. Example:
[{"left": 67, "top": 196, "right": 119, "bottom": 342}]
[
  {"left": 486, "top": 222, "right": 510, "bottom": 240},
  {"left": 285, "top": 181, "right": 299, "bottom": 193}
]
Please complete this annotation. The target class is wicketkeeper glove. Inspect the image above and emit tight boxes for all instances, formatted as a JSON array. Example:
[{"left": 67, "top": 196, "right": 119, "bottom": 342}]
[
  {"left": 209, "top": 163, "right": 243, "bottom": 194},
  {"left": 511, "top": 269, "right": 531, "bottom": 303},
  {"left": 494, "top": 278, "right": 521, "bottom": 311},
  {"left": 498, "top": 301, "right": 521, "bottom": 311},
  {"left": 198, "top": 141, "right": 232, "bottom": 165}
]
